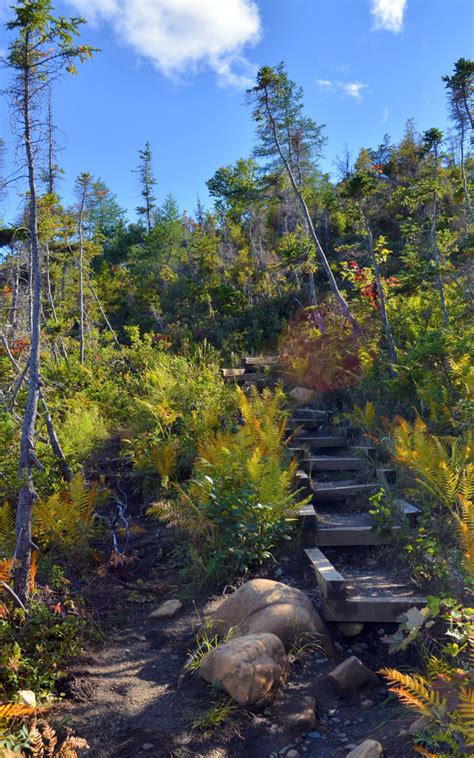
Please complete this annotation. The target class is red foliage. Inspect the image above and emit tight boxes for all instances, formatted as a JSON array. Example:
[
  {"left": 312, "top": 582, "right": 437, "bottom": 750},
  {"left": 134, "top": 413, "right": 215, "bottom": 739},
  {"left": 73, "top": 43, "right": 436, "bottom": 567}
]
[{"left": 279, "top": 305, "right": 372, "bottom": 392}]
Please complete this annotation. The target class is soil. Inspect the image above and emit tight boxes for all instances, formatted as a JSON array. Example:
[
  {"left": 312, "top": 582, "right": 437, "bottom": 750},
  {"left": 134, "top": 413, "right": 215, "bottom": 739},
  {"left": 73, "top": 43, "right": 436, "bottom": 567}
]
[{"left": 57, "top": 517, "right": 420, "bottom": 758}]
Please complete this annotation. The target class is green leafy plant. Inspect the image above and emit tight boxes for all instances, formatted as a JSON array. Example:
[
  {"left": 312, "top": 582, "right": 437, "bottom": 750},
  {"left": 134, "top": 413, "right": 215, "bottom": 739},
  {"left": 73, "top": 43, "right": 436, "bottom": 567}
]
[{"left": 149, "top": 387, "right": 308, "bottom": 585}]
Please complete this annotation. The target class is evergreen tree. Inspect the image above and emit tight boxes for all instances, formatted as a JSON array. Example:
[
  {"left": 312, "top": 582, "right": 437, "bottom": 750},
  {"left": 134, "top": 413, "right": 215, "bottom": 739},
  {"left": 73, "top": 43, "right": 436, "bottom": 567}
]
[{"left": 135, "top": 141, "right": 157, "bottom": 233}]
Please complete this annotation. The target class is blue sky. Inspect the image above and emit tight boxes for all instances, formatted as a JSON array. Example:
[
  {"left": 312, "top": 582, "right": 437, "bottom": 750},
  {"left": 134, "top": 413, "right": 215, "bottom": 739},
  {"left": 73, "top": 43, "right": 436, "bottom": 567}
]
[{"left": 0, "top": 0, "right": 472, "bottom": 224}]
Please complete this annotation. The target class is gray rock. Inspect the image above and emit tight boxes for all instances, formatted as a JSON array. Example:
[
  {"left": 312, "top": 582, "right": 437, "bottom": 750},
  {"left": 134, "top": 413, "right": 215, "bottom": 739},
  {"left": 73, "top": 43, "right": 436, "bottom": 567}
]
[
  {"left": 149, "top": 599, "right": 183, "bottom": 619},
  {"left": 141, "top": 744, "right": 154, "bottom": 751},
  {"left": 361, "top": 698, "right": 375, "bottom": 709},
  {"left": 327, "top": 656, "right": 378, "bottom": 695},
  {"left": 346, "top": 739, "right": 384, "bottom": 758},
  {"left": 337, "top": 622, "right": 365, "bottom": 637},
  {"left": 286, "top": 751, "right": 300, "bottom": 758}
]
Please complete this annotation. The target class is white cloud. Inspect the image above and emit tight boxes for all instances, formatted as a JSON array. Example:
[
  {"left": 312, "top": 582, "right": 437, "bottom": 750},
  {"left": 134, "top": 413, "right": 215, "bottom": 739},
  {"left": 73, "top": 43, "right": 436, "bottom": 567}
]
[
  {"left": 371, "top": 0, "right": 407, "bottom": 33},
  {"left": 382, "top": 106, "right": 389, "bottom": 124},
  {"left": 67, "top": 0, "right": 262, "bottom": 87},
  {"left": 316, "top": 78, "right": 368, "bottom": 100},
  {"left": 340, "top": 82, "right": 367, "bottom": 99},
  {"left": 315, "top": 78, "right": 333, "bottom": 89}
]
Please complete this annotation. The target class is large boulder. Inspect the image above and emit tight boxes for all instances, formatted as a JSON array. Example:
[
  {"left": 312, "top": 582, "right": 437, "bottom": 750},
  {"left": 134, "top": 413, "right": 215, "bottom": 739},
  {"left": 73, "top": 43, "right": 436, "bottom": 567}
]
[
  {"left": 199, "top": 633, "right": 287, "bottom": 706},
  {"left": 207, "top": 579, "right": 334, "bottom": 657}
]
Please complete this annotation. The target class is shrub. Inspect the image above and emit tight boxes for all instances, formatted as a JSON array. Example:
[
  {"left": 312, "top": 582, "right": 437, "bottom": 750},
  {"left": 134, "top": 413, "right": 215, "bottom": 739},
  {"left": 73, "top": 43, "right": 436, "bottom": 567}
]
[{"left": 149, "top": 387, "right": 308, "bottom": 585}]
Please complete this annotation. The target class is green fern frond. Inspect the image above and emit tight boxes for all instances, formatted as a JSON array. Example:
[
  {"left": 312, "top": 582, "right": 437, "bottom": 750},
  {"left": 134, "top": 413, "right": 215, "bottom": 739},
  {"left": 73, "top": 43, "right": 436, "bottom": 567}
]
[{"left": 0, "top": 501, "right": 15, "bottom": 555}]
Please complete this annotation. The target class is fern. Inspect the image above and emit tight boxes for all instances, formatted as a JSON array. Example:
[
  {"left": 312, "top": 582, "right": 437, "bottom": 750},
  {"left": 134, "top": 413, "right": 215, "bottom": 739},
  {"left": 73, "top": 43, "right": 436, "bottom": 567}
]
[
  {"left": 0, "top": 501, "right": 15, "bottom": 556},
  {"left": 392, "top": 419, "right": 474, "bottom": 575},
  {"left": 0, "top": 703, "right": 36, "bottom": 720},
  {"left": 32, "top": 472, "right": 99, "bottom": 555},
  {"left": 380, "top": 667, "right": 447, "bottom": 717}
]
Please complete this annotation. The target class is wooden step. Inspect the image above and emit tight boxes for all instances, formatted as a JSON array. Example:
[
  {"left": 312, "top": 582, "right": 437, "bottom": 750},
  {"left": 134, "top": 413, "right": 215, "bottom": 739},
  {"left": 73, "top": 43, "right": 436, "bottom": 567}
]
[
  {"left": 223, "top": 372, "right": 266, "bottom": 384},
  {"left": 304, "top": 547, "right": 347, "bottom": 602},
  {"left": 311, "top": 481, "right": 381, "bottom": 502},
  {"left": 294, "top": 435, "right": 349, "bottom": 448},
  {"left": 243, "top": 356, "right": 279, "bottom": 367},
  {"left": 292, "top": 408, "right": 330, "bottom": 419},
  {"left": 221, "top": 367, "right": 246, "bottom": 378},
  {"left": 287, "top": 417, "right": 327, "bottom": 430},
  {"left": 324, "top": 595, "right": 427, "bottom": 623},
  {"left": 311, "top": 499, "right": 420, "bottom": 546},
  {"left": 302, "top": 456, "right": 368, "bottom": 472},
  {"left": 314, "top": 512, "right": 398, "bottom": 547},
  {"left": 305, "top": 547, "right": 426, "bottom": 622}
]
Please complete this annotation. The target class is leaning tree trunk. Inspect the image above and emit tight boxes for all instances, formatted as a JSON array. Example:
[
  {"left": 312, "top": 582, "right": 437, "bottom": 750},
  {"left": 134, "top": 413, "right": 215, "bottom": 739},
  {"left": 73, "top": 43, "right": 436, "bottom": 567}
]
[
  {"left": 363, "top": 211, "right": 398, "bottom": 373},
  {"left": 262, "top": 87, "right": 356, "bottom": 326},
  {"left": 15, "top": 49, "right": 42, "bottom": 604}
]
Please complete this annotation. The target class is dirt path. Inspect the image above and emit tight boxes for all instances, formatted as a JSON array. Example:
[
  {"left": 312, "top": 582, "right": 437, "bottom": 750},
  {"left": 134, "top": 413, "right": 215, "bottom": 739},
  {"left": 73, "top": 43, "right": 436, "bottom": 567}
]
[{"left": 59, "top": 520, "right": 417, "bottom": 757}]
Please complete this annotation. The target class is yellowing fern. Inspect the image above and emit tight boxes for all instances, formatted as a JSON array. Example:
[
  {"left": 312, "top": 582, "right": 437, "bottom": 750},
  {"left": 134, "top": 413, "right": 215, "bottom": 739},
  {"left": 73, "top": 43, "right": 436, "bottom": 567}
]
[
  {"left": 32, "top": 472, "right": 99, "bottom": 554},
  {"left": 0, "top": 703, "right": 36, "bottom": 720},
  {"left": 392, "top": 418, "right": 474, "bottom": 575},
  {"left": 380, "top": 667, "right": 447, "bottom": 718}
]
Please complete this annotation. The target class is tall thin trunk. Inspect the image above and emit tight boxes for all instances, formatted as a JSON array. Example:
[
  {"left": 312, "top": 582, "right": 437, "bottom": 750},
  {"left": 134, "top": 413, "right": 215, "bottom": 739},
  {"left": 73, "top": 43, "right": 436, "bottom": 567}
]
[
  {"left": 430, "top": 144, "right": 449, "bottom": 327},
  {"left": 44, "top": 242, "right": 58, "bottom": 322},
  {"left": 9, "top": 248, "right": 20, "bottom": 335},
  {"left": 363, "top": 210, "right": 397, "bottom": 372},
  {"left": 77, "top": 193, "right": 86, "bottom": 364},
  {"left": 262, "top": 87, "right": 355, "bottom": 326},
  {"left": 47, "top": 90, "right": 54, "bottom": 195},
  {"left": 15, "top": 40, "right": 42, "bottom": 604},
  {"left": 459, "top": 123, "right": 471, "bottom": 214}
]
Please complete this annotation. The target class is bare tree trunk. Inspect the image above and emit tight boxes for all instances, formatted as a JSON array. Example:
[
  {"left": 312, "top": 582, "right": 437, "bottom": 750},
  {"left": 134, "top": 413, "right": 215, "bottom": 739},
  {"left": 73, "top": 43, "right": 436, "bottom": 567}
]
[
  {"left": 459, "top": 123, "right": 472, "bottom": 214},
  {"left": 77, "top": 193, "right": 86, "bottom": 363},
  {"left": 430, "top": 145, "right": 449, "bottom": 327},
  {"left": 44, "top": 242, "right": 58, "bottom": 322},
  {"left": 15, "top": 44, "right": 42, "bottom": 604},
  {"left": 262, "top": 88, "right": 355, "bottom": 326},
  {"left": 9, "top": 248, "right": 20, "bottom": 335},
  {"left": 363, "top": 211, "right": 397, "bottom": 372},
  {"left": 47, "top": 89, "right": 55, "bottom": 195}
]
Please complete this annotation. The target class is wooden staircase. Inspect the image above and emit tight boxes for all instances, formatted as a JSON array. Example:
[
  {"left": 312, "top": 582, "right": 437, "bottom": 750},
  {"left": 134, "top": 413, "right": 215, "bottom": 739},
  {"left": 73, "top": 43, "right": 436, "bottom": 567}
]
[
  {"left": 221, "top": 355, "right": 426, "bottom": 624},
  {"left": 221, "top": 355, "right": 279, "bottom": 388},
  {"left": 291, "top": 407, "right": 426, "bottom": 623}
]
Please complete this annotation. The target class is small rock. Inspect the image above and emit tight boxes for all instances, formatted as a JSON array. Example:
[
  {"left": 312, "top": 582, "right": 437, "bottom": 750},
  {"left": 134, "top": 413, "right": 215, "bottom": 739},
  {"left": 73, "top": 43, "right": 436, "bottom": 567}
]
[
  {"left": 408, "top": 715, "right": 430, "bottom": 735},
  {"left": 334, "top": 641, "right": 344, "bottom": 653},
  {"left": 361, "top": 699, "right": 375, "bottom": 709},
  {"left": 141, "top": 744, "right": 154, "bottom": 751},
  {"left": 286, "top": 751, "right": 300, "bottom": 758},
  {"left": 346, "top": 745, "right": 358, "bottom": 751},
  {"left": 377, "top": 628, "right": 385, "bottom": 636},
  {"left": 308, "top": 731, "right": 322, "bottom": 740},
  {"left": 346, "top": 739, "right": 384, "bottom": 758},
  {"left": 17, "top": 690, "right": 36, "bottom": 708},
  {"left": 337, "top": 622, "right": 364, "bottom": 638},
  {"left": 276, "top": 695, "right": 317, "bottom": 730},
  {"left": 328, "top": 656, "right": 378, "bottom": 695},
  {"left": 275, "top": 567, "right": 284, "bottom": 578},
  {"left": 149, "top": 599, "right": 183, "bottom": 619}
]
